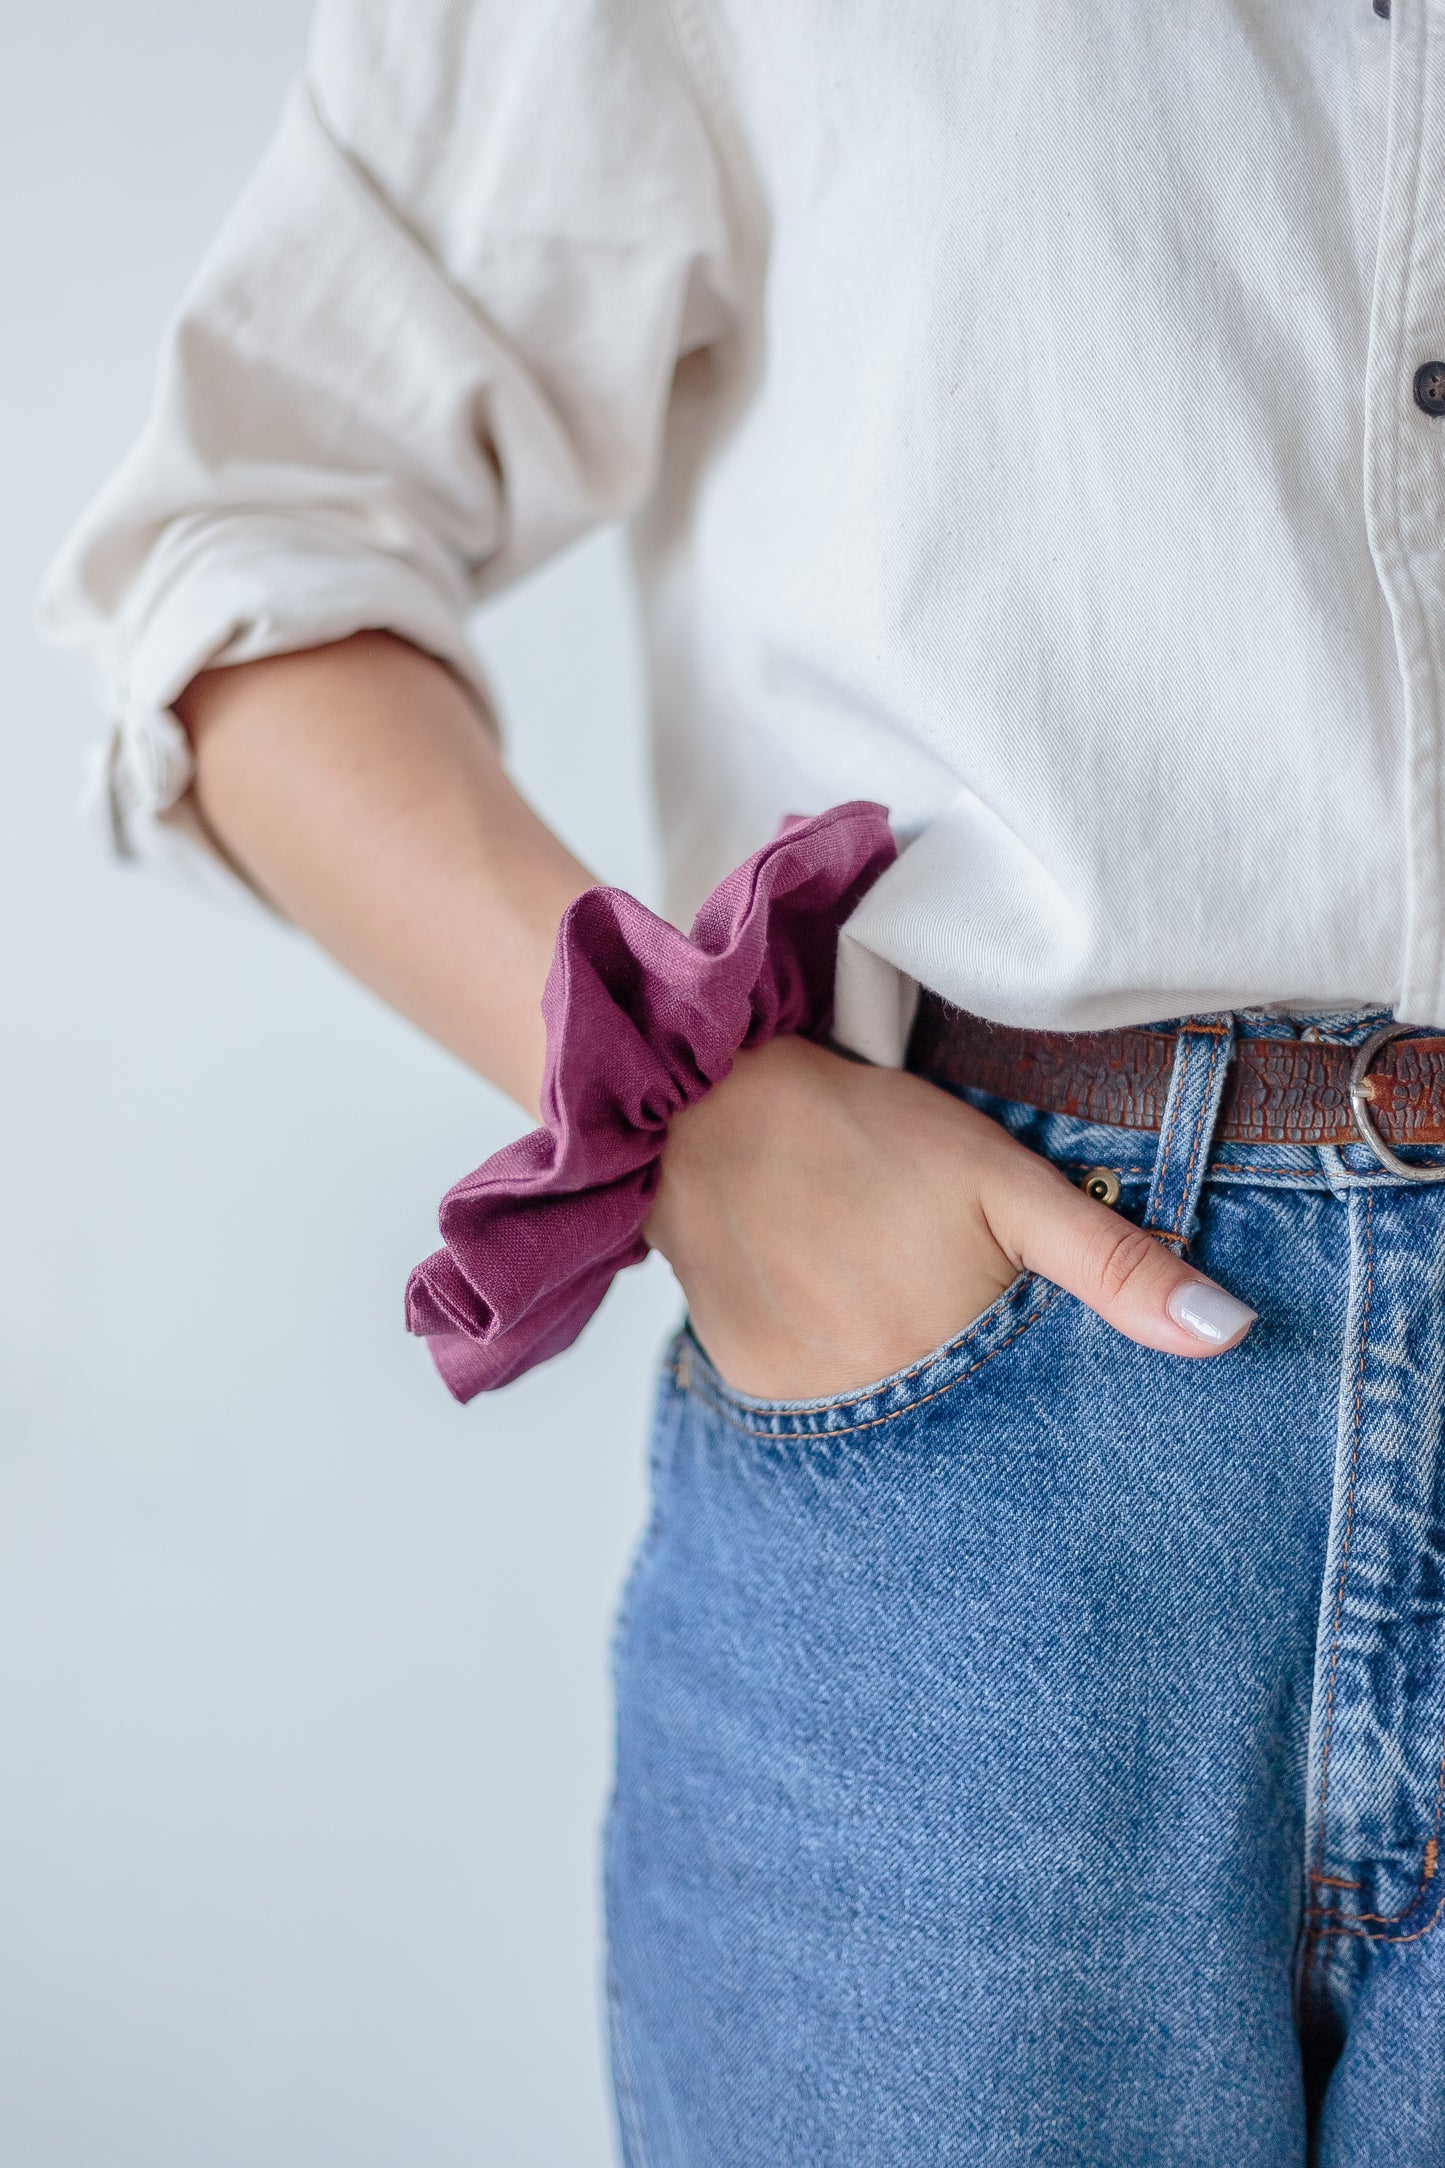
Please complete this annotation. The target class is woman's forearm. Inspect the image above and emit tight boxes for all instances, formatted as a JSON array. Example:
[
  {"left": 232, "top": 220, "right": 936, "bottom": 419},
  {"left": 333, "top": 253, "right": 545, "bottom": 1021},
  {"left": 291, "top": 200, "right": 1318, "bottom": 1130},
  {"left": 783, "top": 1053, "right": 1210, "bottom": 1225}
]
[
  {"left": 175, "top": 632, "right": 594, "bottom": 1116},
  {"left": 177, "top": 629, "right": 1255, "bottom": 1401}
]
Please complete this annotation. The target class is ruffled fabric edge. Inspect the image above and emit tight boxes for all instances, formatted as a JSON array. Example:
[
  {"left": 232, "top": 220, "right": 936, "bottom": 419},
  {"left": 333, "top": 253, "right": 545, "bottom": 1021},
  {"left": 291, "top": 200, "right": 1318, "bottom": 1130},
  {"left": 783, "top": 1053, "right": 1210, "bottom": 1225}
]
[{"left": 404, "top": 801, "right": 897, "bottom": 1399}]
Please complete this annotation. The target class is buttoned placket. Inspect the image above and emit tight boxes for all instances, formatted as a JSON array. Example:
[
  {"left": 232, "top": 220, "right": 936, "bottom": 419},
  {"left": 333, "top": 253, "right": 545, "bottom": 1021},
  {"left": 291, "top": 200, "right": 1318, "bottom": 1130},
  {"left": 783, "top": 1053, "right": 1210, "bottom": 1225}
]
[{"left": 1361, "top": 0, "right": 1445, "bottom": 1025}]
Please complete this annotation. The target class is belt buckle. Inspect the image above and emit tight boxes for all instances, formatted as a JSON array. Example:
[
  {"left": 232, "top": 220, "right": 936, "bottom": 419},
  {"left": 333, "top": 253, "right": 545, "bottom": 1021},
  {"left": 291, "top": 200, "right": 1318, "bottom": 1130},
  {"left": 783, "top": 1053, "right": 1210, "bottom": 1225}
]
[{"left": 1347, "top": 1021, "right": 1445, "bottom": 1182}]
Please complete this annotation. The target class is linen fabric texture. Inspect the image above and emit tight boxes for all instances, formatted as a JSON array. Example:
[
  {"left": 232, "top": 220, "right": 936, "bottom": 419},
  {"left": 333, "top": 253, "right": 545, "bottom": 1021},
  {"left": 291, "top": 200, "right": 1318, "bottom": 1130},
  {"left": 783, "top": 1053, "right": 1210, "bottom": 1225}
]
[
  {"left": 405, "top": 801, "right": 896, "bottom": 1397},
  {"left": 35, "top": 0, "right": 1438, "bottom": 1044}
]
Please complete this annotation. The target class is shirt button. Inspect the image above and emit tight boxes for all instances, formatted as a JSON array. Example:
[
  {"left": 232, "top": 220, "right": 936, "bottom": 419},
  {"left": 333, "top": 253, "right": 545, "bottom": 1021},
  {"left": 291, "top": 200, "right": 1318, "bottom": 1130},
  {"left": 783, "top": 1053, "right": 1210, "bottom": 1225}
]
[{"left": 1414, "top": 360, "right": 1445, "bottom": 416}]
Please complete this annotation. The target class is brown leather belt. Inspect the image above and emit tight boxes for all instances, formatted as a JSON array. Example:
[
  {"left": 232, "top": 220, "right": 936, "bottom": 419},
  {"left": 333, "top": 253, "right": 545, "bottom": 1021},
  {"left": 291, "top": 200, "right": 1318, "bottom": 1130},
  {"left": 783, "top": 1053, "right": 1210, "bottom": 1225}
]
[{"left": 907, "top": 994, "right": 1445, "bottom": 1151}]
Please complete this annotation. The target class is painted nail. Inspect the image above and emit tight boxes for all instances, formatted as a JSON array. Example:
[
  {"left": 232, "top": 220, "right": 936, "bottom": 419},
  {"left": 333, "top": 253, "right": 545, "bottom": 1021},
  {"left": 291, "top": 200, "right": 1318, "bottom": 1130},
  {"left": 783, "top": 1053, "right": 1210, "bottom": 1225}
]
[{"left": 1166, "top": 1280, "right": 1257, "bottom": 1346}]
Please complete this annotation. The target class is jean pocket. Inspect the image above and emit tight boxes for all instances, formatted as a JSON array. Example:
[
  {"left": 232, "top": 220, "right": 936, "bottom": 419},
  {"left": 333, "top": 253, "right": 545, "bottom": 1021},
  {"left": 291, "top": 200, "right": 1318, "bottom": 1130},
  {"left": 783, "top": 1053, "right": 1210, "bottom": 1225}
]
[{"left": 668, "top": 1270, "right": 1064, "bottom": 1443}]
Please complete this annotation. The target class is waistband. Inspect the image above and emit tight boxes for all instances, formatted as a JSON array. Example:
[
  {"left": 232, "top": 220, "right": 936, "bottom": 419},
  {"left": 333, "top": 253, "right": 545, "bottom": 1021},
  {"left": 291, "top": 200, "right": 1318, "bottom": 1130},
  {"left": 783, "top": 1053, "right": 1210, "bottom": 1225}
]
[{"left": 904, "top": 1000, "right": 1445, "bottom": 1206}]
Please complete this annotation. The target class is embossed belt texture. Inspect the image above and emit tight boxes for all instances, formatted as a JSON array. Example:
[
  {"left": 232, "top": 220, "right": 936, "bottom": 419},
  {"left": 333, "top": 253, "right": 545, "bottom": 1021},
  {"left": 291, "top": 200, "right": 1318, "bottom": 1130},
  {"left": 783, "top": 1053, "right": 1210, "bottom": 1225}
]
[{"left": 907, "top": 996, "right": 1445, "bottom": 1149}]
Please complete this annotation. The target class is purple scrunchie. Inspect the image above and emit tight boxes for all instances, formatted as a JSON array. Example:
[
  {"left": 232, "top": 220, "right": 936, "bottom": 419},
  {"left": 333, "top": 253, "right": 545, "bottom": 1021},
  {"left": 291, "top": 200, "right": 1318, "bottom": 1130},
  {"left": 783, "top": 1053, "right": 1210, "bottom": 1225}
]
[{"left": 404, "top": 800, "right": 897, "bottom": 1399}]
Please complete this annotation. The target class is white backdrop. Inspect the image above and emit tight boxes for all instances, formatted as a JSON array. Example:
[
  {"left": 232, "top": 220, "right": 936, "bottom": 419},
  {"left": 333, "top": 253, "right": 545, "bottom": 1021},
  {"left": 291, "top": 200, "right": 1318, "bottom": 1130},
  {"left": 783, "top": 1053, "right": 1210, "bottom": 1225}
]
[{"left": 1, "top": 6, "right": 679, "bottom": 2162}]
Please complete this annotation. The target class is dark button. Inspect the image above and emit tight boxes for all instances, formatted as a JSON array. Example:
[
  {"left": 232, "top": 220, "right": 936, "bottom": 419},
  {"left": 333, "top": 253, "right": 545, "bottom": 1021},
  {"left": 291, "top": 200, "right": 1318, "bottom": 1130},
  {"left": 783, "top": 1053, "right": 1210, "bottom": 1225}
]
[
  {"left": 1415, "top": 361, "right": 1445, "bottom": 416},
  {"left": 1375, "top": 0, "right": 1390, "bottom": 17}
]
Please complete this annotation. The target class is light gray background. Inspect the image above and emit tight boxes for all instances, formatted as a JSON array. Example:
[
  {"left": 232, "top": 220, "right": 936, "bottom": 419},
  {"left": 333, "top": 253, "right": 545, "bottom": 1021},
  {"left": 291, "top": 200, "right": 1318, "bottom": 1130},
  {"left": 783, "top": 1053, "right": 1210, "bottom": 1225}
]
[{"left": 2, "top": 5, "right": 679, "bottom": 2161}]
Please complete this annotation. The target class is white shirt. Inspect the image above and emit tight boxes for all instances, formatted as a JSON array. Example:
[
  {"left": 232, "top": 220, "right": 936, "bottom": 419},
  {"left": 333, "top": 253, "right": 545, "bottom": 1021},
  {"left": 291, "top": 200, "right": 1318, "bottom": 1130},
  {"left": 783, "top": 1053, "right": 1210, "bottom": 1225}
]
[{"left": 36, "top": 0, "right": 1445, "bottom": 1059}]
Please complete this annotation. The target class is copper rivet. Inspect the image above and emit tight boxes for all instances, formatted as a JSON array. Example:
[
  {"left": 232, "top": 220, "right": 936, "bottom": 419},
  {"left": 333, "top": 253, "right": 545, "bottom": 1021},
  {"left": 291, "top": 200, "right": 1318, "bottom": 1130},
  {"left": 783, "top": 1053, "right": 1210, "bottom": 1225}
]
[{"left": 1081, "top": 1166, "right": 1122, "bottom": 1207}]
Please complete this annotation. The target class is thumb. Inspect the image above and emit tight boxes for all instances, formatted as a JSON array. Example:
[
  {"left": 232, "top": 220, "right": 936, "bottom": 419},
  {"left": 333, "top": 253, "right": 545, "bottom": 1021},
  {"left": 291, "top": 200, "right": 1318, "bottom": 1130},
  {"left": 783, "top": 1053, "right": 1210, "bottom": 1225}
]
[{"left": 986, "top": 1157, "right": 1257, "bottom": 1359}]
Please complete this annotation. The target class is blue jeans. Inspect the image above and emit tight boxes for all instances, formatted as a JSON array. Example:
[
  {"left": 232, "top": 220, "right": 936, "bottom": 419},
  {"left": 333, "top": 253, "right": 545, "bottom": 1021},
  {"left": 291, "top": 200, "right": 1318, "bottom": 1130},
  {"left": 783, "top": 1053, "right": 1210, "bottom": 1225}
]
[{"left": 603, "top": 1012, "right": 1445, "bottom": 2165}]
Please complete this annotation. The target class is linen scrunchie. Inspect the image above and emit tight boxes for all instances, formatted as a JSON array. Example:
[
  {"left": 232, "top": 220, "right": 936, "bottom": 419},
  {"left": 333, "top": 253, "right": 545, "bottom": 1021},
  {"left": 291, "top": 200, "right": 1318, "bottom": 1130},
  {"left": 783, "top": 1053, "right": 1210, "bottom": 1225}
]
[{"left": 404, "top": 800, "right": 897, "bottom": 1399}]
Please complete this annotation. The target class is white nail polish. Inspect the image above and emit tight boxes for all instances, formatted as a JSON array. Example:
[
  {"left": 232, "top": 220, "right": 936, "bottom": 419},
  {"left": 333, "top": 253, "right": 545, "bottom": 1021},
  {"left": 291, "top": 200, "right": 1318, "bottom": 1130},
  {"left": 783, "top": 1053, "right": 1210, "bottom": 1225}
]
[{"left": 1166, "top": 1280, "right": 1257, "bottom": 1345}]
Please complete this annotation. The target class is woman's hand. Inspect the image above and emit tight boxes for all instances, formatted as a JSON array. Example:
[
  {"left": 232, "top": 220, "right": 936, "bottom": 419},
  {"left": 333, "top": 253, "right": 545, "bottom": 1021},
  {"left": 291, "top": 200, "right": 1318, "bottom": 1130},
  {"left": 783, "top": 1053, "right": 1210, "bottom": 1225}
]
[{"left": 643, "top": 1036, "right": 1256, "bottom": 1402}]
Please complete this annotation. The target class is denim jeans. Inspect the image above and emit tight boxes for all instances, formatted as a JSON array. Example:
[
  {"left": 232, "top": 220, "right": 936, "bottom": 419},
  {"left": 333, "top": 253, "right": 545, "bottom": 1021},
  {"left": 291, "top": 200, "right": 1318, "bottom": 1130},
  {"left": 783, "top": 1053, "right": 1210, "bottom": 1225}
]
[{"left": 603, "top": 1011, "right": 1445, "bottom": 2166}]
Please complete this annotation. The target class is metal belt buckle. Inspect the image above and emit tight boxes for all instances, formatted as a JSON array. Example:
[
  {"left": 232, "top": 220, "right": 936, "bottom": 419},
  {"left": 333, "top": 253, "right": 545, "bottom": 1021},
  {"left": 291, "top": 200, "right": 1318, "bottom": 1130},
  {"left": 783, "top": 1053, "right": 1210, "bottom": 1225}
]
[{"left": 1348, "top": 1021, "right": 1445, "bottom": 1183}]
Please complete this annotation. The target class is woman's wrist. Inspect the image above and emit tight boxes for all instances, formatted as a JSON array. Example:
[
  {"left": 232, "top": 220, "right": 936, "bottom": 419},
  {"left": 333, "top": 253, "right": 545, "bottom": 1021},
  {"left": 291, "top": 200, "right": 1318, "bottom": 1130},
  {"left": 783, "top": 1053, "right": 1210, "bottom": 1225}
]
[
  {"left": 643, "top": 1037, "right": 832, "bottom": 1273},
  {"left": 406, "top": 802, "right": 901, "bottom": 1397}
]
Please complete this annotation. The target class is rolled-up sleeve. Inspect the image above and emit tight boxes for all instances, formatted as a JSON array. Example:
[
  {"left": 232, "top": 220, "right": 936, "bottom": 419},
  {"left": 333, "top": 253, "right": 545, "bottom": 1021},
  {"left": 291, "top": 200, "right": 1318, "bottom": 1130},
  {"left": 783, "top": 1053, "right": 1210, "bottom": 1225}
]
[{"left": 36, "top": 0, "right": 739, "bottom": 894}]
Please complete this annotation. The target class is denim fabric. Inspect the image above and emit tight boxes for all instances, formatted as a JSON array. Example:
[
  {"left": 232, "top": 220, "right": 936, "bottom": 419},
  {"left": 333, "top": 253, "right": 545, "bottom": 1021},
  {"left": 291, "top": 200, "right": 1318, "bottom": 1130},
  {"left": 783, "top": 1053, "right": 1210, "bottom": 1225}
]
[{"left": 603, "top": 1012, "right": 1445, "bottom": 2165}]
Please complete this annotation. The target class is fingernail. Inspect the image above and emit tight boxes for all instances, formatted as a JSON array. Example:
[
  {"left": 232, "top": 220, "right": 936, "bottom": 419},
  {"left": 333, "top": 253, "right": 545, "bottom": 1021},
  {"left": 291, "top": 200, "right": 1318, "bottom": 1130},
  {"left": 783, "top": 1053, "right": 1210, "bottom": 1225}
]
[{"left": 1166, "top": 1280, "right": 1257, "bottom": 1346}]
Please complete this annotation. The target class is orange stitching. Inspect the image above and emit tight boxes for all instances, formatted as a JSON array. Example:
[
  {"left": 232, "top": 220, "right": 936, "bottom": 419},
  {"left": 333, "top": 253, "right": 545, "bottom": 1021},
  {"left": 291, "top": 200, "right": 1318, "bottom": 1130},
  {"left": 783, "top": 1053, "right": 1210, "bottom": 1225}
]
[
  {"left": 1303, "top": 1185, "right": 1445, "bottom": 1947},
  {"left": 1145, "top": 1033, "right": 1191, "bottom": 1233},
  {"left": 1334, "top": 1734, "right": 1445, "bottom": 1928},
  {"left": 686, "top": 1290, "right": 1060, "bottom": 1441},
  {"left": 1169, "top": 1029, "right": 1229, "bottom": 1240},
  {"left": 689, "top": 1278, "right": 1039, "bottom": 1405},
  {"left": 1314, "top": 1189, "right": 1374, "bottom": 1885},
  {"left": 1312, "top": 1879, "right": 1445, "bottom": 1945}
]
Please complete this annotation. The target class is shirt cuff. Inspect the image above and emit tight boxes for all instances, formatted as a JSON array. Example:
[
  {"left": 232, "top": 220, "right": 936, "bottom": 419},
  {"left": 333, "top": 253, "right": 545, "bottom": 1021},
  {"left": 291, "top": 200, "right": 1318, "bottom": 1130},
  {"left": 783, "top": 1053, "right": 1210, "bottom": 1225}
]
[{"left": 64, "top": 520, "right": 498, "bottom": 909}]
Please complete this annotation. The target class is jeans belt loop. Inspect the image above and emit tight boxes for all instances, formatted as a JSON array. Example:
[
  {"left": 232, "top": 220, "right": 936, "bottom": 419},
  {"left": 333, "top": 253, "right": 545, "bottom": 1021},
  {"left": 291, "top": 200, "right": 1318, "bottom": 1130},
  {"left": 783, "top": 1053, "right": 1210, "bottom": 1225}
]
[{"left": 1143, "top": 1014, "right": 1238, "bottom": 1246}]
